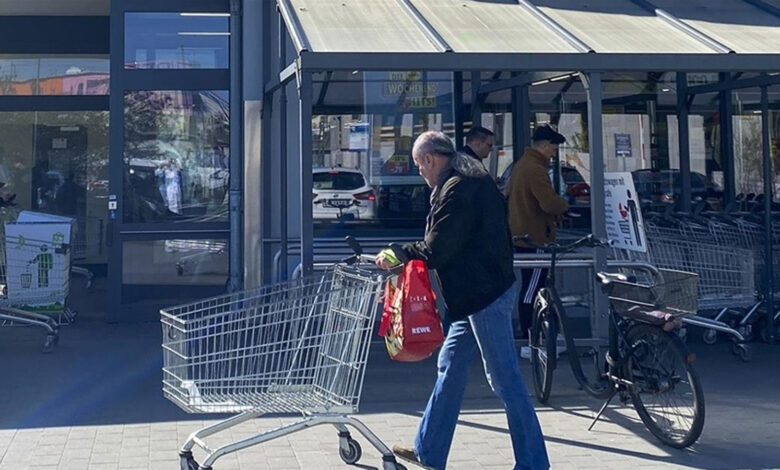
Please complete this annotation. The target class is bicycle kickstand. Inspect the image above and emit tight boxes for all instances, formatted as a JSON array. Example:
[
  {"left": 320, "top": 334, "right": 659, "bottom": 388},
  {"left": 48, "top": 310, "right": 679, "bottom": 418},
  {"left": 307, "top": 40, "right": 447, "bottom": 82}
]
[{"left": 588, "top": 387, "right": 618, "bottom": 431}]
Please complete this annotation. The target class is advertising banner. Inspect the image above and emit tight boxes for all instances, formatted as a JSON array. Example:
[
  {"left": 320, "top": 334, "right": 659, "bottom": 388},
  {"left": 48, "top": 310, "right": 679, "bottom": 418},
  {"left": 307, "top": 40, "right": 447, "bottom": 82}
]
[{"left": 604, "top": 172, "right": 647, "bottom": 253}]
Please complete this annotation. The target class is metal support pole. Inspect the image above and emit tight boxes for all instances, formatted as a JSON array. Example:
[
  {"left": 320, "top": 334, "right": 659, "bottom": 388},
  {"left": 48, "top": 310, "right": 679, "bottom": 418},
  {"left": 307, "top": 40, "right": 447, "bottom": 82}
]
[
  {"left": 761, "top": 85, "right": 776, "bottom": 344},
  {"left": 677, "top": 72, "right": 692, "bottom": 212},
  {"left": 228, "top": 0, "right": 244, "bottom": 292},
  {"left": 519, "top": 82, "right": 531, "bottom": 159},
  {"left": 279, "top": 12, "right": 289, "bottom": 280},
  {"left": 585, "top": 72, "right": 609, "bottom": 338},
  {"left": 471, "top": 71, "right": 482, "bottom": 126},
  {"left": 511, "top": 72, "right": 523, "bottom": 161},
  {"left": 720, "top": 73, "right": 736, "bottom": 206},
  {"left": 298, "top": 71, "right": 314, "bottom": 276},
  {"left": 454, "top": 71, "right": 464, "bottom": 150}
]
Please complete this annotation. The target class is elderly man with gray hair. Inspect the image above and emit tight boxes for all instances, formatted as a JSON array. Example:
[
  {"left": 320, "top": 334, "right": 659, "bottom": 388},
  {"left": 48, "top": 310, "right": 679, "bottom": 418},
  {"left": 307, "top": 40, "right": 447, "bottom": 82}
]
[{"left": 376, "top": 130, "right": 549, "bottom": 470}]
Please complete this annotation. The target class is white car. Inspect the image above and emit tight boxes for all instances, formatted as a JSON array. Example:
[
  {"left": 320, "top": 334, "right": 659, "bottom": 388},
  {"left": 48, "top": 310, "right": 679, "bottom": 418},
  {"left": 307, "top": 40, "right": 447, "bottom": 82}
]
[{"left": 312, "top": 168, "right": 376, "bottom": 221}]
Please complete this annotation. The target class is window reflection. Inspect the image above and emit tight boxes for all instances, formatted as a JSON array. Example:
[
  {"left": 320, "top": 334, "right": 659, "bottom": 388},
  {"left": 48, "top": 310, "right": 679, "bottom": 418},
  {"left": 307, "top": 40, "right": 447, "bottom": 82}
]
[
  {"left": 0, "top": 111, "right": 109, "bottom": 263},
  {"left": 123, "top": 90, "right": 229, "bottom": 223},
  {"left": 0, "top": 55, "right": 109, "bottom": 96},
  {"left": 121, "top": 238, "right": 229, "bottom": 305},
  {"left": 311, "top": 71, "right": 454, "bottom": 231},
  {"left": 122, "top": 239, "right": 228, "bottom": 284},
  {"left": 124, "top": 13, "right": 229, "bottom": 69},
  {"left": 733, "top": 88, "right": 766, "bottom": 206}
]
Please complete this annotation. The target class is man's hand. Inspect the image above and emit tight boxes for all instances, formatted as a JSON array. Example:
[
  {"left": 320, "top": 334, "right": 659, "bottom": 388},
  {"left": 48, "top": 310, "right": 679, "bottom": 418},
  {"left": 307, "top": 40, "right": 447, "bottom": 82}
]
[{"left": 375, "top": 248, "right": 400, "bottom": 271}]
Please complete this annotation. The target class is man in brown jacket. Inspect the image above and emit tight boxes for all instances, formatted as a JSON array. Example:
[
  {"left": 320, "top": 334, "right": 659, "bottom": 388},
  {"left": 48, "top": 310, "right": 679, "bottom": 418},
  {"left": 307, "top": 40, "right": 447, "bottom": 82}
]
[{"left": 507, "top": 125, "right": 569, "bottom": 338}]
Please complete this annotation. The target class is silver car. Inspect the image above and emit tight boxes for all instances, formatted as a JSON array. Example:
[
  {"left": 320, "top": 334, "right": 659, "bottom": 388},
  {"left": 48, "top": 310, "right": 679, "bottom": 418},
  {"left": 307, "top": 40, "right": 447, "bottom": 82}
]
[{"left": 312, "top": 168, "right": 376, "bottom": 221}]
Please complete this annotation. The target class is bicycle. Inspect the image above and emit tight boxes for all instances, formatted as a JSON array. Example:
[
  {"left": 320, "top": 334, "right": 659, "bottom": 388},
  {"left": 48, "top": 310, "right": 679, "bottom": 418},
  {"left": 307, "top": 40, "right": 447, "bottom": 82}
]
[{"left": 517, "top": 233, "right": 705, "bottom": 448}]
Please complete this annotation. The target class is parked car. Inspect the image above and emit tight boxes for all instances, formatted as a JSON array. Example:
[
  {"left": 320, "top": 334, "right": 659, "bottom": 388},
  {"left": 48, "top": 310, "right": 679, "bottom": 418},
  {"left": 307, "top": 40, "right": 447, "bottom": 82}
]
[
  {"left": 312, "top": 168, "right": 377, "bottom": 221},
  {"left": 561, "top": 165, "right": 591, "bottom": 205},
  {"left": 631, "top": 169, "right": 708, "bottom": 208}
]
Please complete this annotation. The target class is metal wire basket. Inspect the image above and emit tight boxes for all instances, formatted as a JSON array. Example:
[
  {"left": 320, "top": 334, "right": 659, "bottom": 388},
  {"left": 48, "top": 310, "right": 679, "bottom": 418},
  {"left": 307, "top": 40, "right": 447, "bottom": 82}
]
[{"left": 607, "top": 268, "right": 699, "bottom": 318}]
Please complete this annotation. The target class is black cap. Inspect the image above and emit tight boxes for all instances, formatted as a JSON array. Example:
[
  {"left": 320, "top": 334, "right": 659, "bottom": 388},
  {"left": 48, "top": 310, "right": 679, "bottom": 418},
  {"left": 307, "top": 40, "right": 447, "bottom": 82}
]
[{"left": 532, "top": 125, "right": 566, "bottom": 144}]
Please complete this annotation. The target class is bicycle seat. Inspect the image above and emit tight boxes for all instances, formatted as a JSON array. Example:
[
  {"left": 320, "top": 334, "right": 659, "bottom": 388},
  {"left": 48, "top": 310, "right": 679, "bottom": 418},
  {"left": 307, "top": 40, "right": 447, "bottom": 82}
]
[{"left": 596, "top": 272, "right": 635, "bottom": 285}]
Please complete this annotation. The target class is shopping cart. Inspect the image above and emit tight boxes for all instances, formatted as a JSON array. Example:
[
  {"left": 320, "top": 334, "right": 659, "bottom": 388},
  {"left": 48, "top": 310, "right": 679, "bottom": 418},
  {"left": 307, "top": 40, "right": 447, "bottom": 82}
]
[
  {"left": 161, "top": 254, "right": 408, "bottom": 470},
  {"left": 0, "top": 234, "right": 62, "bottom": 352}
]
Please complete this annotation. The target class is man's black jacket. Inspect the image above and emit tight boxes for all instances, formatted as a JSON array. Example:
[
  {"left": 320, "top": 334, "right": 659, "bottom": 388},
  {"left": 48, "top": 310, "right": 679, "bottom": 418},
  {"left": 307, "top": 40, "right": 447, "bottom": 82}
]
[{"left": 391, "top": 168, "right": 516, "bottom": 321}]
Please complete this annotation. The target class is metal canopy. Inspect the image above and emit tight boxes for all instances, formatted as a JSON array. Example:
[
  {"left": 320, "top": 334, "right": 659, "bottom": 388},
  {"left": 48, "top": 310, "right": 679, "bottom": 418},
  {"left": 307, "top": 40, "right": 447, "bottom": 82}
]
[{"left": 281, "top": 0, "right": 780, "bottom": 71}]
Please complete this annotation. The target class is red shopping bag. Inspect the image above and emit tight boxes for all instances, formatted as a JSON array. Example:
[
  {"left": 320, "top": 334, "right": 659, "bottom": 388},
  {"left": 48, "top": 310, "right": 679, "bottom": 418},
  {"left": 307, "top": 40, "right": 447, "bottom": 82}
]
[{"left": 378, "top": 260, "right": 444, "bottom": 362}]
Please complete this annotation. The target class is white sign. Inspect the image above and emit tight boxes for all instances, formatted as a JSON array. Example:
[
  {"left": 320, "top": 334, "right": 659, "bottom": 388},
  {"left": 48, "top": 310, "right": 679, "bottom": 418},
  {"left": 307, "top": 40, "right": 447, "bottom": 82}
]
[
  {"left": 604, "top": 172, "right": 647, "bottom": 253},
  {"left": 4, "top": 212, "right": 74, "bottom": 308},
  {"left": 348, "top": 122, "right": 369, "bottom": 150}
]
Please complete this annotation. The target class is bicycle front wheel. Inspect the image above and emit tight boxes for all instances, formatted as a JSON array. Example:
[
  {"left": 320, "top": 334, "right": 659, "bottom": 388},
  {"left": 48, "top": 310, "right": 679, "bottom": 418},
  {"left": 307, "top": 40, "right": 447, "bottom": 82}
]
[
  {"left": 530, "top": 288, "right": 557, "bottom": 404},
  {"left": 625, "top": 323, "right": 705, "bottom": 448}
]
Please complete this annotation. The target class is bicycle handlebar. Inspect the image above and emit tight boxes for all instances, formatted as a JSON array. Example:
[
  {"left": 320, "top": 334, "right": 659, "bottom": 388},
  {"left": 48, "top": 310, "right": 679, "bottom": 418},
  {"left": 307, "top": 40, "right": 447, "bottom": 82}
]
[{"left": 512, "top": 233, "right": 613, "bottom": 254}]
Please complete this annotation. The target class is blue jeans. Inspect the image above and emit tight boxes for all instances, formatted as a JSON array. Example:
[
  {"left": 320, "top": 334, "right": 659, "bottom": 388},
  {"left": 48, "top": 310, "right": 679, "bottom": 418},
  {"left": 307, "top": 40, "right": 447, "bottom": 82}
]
[{"left": 414, "top": 282, "right": 550, "bottom": 470}]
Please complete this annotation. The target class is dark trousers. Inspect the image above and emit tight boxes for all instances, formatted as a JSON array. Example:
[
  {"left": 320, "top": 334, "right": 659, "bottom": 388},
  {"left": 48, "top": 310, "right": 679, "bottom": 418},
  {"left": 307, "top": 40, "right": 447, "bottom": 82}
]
[{"left": 515, "top": 247, "right": 548, "bottom": 338}]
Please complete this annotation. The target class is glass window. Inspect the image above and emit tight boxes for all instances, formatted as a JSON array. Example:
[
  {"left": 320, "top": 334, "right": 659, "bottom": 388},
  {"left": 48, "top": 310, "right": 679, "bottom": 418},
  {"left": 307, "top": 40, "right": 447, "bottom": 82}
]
[
  {"left": 529, "top": 75, "right": 591, "bottom": 221},
  {"left": 732, "top": 88, "right": 764, "bottom": 205},
  {"left": 122, "top": 238, "right": 228, "bottom": 304},
  {"left": 313, "top": 170, "right": 367, "bottom": 191},
  {"left": 771, "top": 84, "right": 780, "bottom": 200},
  {"left": 311, "top": 71, "right": 454, "bottom": 231},
  {"left": 123, "top": 90, "right": 229, "bottom": 223},
  {"left": 0, "top": 55, "right": 109, "bottom": 96},
  {"left": 124, "top": 13, "right": 229, "bottom": 69},
  {"left": 0, "top": 111, "right": 109, "bottom": 264}
]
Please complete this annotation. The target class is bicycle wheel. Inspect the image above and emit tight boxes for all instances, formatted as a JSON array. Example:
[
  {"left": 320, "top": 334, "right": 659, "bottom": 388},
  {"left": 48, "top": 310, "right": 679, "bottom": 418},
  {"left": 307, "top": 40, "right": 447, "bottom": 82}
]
[
  {"left": 624, "top": 323, "right": 705, "bottom": 448},
  {"left": 530, "top": 288, "right": 557, "bottom": 403}
]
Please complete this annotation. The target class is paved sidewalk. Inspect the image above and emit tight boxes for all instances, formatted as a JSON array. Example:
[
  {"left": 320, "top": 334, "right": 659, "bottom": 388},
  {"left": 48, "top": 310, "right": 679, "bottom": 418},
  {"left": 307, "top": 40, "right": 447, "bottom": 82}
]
[{"left": 2, "top": 297, "right": 780, "bottom": 469}]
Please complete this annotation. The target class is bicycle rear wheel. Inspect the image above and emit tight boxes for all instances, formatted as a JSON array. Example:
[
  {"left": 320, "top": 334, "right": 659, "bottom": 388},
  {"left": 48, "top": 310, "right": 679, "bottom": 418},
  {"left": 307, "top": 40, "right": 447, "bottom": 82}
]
[
  {"left": 530, "top": 289, "right": 557, "bottom": 403},
  {"left": 625, "top": 323, "right": 705, "bottom": 448}
]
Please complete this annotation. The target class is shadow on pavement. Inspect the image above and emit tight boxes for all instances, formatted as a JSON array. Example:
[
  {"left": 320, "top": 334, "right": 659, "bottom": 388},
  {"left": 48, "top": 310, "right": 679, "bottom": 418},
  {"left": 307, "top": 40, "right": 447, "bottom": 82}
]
[{"left": 2, "top": 276, "right": 780, "bottom": 469}]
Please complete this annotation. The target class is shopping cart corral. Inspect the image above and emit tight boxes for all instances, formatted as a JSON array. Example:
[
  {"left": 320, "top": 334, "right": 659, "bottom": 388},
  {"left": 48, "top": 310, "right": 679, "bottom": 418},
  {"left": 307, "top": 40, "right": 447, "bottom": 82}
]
[
  {"left": 0, "top": 235, "right": 64, "bottom": 352},
  {"left": 641, "top": 207, "right": 780, "bottom": 345},
  {"left": 161, "top": 251, "right": 408, "bottom": 470}
]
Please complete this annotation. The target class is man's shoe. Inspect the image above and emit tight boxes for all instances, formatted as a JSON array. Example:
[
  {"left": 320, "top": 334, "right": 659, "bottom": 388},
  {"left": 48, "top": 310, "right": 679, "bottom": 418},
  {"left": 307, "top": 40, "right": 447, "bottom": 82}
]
[{"left": 392, "top": 445, "right": 436, "bottom": 470}]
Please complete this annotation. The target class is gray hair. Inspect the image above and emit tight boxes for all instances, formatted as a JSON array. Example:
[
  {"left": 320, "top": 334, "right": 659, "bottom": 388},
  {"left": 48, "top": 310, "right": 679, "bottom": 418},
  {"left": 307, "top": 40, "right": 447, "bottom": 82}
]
[{"left": 413, "top": 130, "right": 488, "bottom": 178}]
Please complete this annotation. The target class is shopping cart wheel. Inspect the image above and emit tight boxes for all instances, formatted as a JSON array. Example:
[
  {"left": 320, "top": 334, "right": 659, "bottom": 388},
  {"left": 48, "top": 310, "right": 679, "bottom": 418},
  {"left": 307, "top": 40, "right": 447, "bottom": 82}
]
[
  {"left": 179, "top": 451, "right": 199, "bottom": 470},
  {"left": 42, "top": 334, "right": 56, "bottom": 353},
  {"left": 339, "top": 438, "right": 362, "bottom": 464},
  {"left": 702, "top": 329, "right": 717, "bottom": 345},
  {"left": 732, "top": 343, "right": 751, "bottom": 362}
]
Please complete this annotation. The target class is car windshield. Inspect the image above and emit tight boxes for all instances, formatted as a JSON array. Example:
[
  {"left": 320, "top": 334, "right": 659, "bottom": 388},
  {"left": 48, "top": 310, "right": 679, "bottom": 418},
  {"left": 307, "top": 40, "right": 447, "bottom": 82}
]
[{"left": 313, "top": 171, "right": 365, "bottom": 190}]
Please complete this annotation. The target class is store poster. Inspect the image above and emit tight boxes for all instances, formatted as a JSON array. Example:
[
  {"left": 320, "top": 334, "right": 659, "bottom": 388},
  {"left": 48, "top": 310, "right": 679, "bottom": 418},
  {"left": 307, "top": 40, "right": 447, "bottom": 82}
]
[
  {"left": 604, "top": 172, "right": 647, "bottom": 253},
  {"left": 348, "top": 122, "right": 370, "bottom": 151},
  {"left": 4, "top": 211, "right": 73, "bottom": 308},
  {"left": 615, "top": 133, "right": 632, "bottom": 158},
  {"left": 363, "top": 71, "right": 452, "bottom": 185}
]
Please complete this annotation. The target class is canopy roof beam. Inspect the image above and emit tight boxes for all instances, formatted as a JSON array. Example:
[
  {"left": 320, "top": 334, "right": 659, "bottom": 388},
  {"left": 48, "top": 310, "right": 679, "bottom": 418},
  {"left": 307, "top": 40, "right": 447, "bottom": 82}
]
[
  {"left": 741, "top": 0, "right": 780, "bottom": 18},
  {"left": 628, "top": 0, "right": 734, "bottom": 54},
  {"left": 517, "top": 0, "right": 594, "bottom": 53},
  {"left": 277, "top": 0, "right": 310, "bottom": 52},
  {"left": 687, "top": 73, "right": 780, "bottom": 95},
  {"left": 397, "top": 0, "right": 452, "bottom": 52},
  {"left": 298, "top": 52, "right": 780, "bottom": 72}
]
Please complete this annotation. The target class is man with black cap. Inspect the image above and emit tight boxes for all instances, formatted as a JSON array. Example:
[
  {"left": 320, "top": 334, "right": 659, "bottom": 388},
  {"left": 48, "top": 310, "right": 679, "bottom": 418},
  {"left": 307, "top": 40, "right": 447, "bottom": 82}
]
[{"left": 507, "top": 124, "right": 569, "bottom": 339}]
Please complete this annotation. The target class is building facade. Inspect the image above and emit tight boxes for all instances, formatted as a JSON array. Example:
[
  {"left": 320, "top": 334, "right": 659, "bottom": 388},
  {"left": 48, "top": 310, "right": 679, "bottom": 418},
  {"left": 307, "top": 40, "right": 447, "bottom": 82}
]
[{"left": 2, "top": 0, "right": 780, "bottom": 326}]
